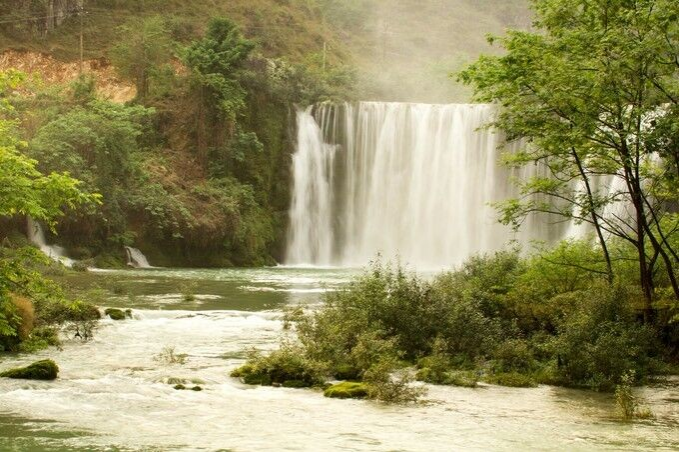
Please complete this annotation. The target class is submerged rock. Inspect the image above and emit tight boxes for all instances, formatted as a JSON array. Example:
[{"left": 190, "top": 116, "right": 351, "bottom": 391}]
[
  {"left": 0, "top": 359, "right": 59, "bottom": 380},
  {"left": 173, "top": 384, "right": 203, "bottom": 391},
  {"left": 104, "top": 308, "right": 126, "bottom": 321},
  {"left": 323, "top": 382, "right": 369, "bottom": 399}
]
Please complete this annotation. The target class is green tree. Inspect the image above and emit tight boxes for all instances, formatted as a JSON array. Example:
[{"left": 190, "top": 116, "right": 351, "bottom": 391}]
[
  {"left": 182, "top": 17, "right": 254, "bottom": 163},
  {"left": 110, "top": 16, "right": 174, "bottom": 102},
  {"left": 0, "top": 70, "right": 97, "bottom": 227},
  {"left": 461, "top": 0, "right": 679, "bottom": 316}
]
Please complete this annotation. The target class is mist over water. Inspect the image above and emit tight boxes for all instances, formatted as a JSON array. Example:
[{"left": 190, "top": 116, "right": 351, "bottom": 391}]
[{"left": 287, "top": 102, "right": 567, "bottom": 268}]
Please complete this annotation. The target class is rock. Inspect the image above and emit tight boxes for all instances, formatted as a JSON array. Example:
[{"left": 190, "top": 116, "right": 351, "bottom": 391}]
[
  {"left": 173, "top": 384, "right": 203, "bottom": 391},
  {"left": 0, "top": 359, "right": 59, "bottom": 380},
  {"left": 104, "top": 308, "right": 126, "bottom": 320},
  {"left": 323, "top": 381, "right": 369, "bottom": 399}
]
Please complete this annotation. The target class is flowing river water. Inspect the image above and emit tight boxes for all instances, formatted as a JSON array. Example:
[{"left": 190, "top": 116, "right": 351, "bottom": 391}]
[{"left": 0, "top": 267, "right": 677, "bottom": 451}]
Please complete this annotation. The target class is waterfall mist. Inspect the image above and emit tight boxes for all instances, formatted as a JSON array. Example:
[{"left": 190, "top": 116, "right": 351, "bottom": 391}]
[{"left": 286, "top": 102, "right": 568, "bottom": 269}]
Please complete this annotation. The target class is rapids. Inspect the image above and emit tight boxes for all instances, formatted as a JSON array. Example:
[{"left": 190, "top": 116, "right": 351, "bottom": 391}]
[{"left": 0, "top": 267, "right": 677, "bottom": 451}]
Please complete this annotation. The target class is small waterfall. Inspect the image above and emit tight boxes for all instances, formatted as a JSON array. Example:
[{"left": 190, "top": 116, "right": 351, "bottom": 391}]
[
  {"left": 125, "top": 246, "right": 152, "bottom": 268},
  {"left": 286, "top": 102, "right": 571, "bottom": 269},
  {"left": 26, "top": 217, "right": 76, "bottom": 267}
]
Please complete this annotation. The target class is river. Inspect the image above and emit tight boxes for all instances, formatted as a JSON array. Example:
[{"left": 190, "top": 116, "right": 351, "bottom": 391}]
[{"left": 0, "top": 267, "right": 677, "bottom": 451}]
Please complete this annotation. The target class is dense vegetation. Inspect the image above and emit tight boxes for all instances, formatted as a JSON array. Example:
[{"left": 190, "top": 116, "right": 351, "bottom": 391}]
[
  {"left": 0, "top": 9, "right": 355, "bottom": 267},
  {"left": 0, "top": 70, "right": 99, "bottom": 352},
  {"left": 233, "top": 241, "right": 678, "bottom": 402}
]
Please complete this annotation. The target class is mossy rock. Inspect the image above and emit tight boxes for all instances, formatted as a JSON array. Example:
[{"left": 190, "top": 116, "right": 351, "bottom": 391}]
[
  {"left": 105, "top": 308, "right": 126, "bottom": 321},
  {"left": 324, "top": 382, "right": 369, "bottom": 399},
  {"left": 485, "top": 372, "right": 537, "bottom": 388},
  {"left": 0, "top": 359, "right": 59, "bottom": 380}
]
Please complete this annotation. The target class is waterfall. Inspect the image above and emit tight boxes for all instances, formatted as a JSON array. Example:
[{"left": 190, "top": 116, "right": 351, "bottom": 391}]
[
  {"left": 286, "top": 102, "right": 570, "bottom": 269},
  {"left": 125, "top": 246, "right": 152, "bottom": 268},
  {"left": 26, "top": 217, "right": 76, "bottom": 267}
]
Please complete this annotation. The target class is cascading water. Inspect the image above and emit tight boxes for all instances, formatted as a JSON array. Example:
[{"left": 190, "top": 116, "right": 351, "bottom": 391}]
[
  {"left": 286, "top": 102, "right": 570, "bottom": 268},
  {"left": 26, "top": 217, "right": 76, "bottom": 267},
  {"left": 125, "top": 246, "right": 152, "bottom": 268}
]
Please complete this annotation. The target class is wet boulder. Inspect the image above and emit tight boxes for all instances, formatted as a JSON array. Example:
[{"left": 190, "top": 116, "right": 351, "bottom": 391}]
[
  {"left": 104, "top": 308, "right": 126, "bottom": 320},
  {"left": 0, "top": 359, "right": 59, "bottom": 380},
  {"left": 323, "top": 382, "right": 369, "bottom": 399}
]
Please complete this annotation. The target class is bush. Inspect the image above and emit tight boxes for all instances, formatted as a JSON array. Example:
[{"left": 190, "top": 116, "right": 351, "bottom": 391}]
[
  {"left": 552, "top": 284, "right": 658, "bottom": 390},
  {"left": 230, "top": 346, "right": 325, "bottom": 388},
  {"left": 484, "top": 371, "right": 537, "bottom": 388},
  {"left": 363, "top": 359, "right": 426, "bottom": 404},
  {"left": 0, "top": 359, "right": 59, "bottom": 380}
]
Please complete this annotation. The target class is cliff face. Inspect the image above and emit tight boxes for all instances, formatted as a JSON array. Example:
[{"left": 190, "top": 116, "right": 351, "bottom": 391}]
[{"left": 0, "top": 49, "right": 135, "bottom": 102}]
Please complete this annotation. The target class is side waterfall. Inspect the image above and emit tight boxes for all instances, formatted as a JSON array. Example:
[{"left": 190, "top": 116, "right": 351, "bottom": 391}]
[
  {"left": 286, "top": 102, "right": 570, "bottom": 268},
  {"left": 27, "top": 217, "right": 76, "bottom": 267},
  {"left": 125, "top": 246, "right": 152, "bottom": 268}
]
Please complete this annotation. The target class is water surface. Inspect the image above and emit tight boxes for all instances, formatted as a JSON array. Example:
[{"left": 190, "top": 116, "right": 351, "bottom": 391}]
[{"left": 0, "top": 267, "right": 677, "bottom": 451}]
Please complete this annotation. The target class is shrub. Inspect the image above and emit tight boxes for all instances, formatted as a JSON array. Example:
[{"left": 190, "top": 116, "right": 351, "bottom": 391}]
[
  {"left": 491, "top": 339, "right": 536, "bottom": 373},
  {"left": 230, "top": 346, "right": 325, "bottom": 388},
  {"left": 363, "top": 359, "right": 426, "bottom": 404},
  {"left": 552, "top": 284, "right": 657, "bottom": 390},
  {"left": 484, "top": 372, "right": 537, "bottom": 388}
]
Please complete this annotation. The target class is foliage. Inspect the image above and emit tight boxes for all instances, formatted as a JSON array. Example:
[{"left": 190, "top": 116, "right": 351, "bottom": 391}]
[
  {"left": 182, "top": 17, "right": 254, "bottom": 121},
  {"left": 230, "top": 345, "right": 326, "bottom": 387},
  {"left": 110, "top": 16, "right": 175, "bottom": 101},
  {"left": 551, "top": 284, "right": 658, "bottom": 390},
  {"left": 1, "top": 70, "right": 99, "bottom": 228},
  {"left": 460, "top": 0, "right": 679, "bottom": 309},
  {"left": 257, "top": 241, "right": 675, "bottom": 400},
  {"left": 0, "top": 247, "right": 100, "bottom": 352}
]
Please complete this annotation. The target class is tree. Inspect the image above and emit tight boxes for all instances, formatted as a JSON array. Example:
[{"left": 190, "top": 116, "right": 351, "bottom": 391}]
[
  {"left": 0, "top": 70, "right": 98, "bottom": 227},
  {"left": 460, "top": 0, "right": 679, "bottom": 318},
  {"left": 110, "top": 16, "right": 174, "bottom": 102},
  {"left": 182, "top": 17, "right": 254, "bottom": 164}
]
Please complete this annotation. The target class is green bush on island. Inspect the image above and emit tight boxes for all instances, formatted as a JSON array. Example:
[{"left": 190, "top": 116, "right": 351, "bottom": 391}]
[
  {"left": 230, "top": 346, "right": 325, "bottom": 388},
  {"left": 234, "top": 240, "right": 677, "bottom": 403},
  {"left": 0, "top": 359, "right": 59, "bottom": 380}
]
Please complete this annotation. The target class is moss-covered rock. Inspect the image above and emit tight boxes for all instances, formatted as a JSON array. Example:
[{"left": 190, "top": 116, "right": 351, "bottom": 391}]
[
  {"left": 323, "top": 381, "right": 369, "bottom": 399},
  {"left": 0, "top": 359, "right": 59, "bottom": 380},
  {"left": 104, "top": 308, "right": 126, "bottom": 320}
]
